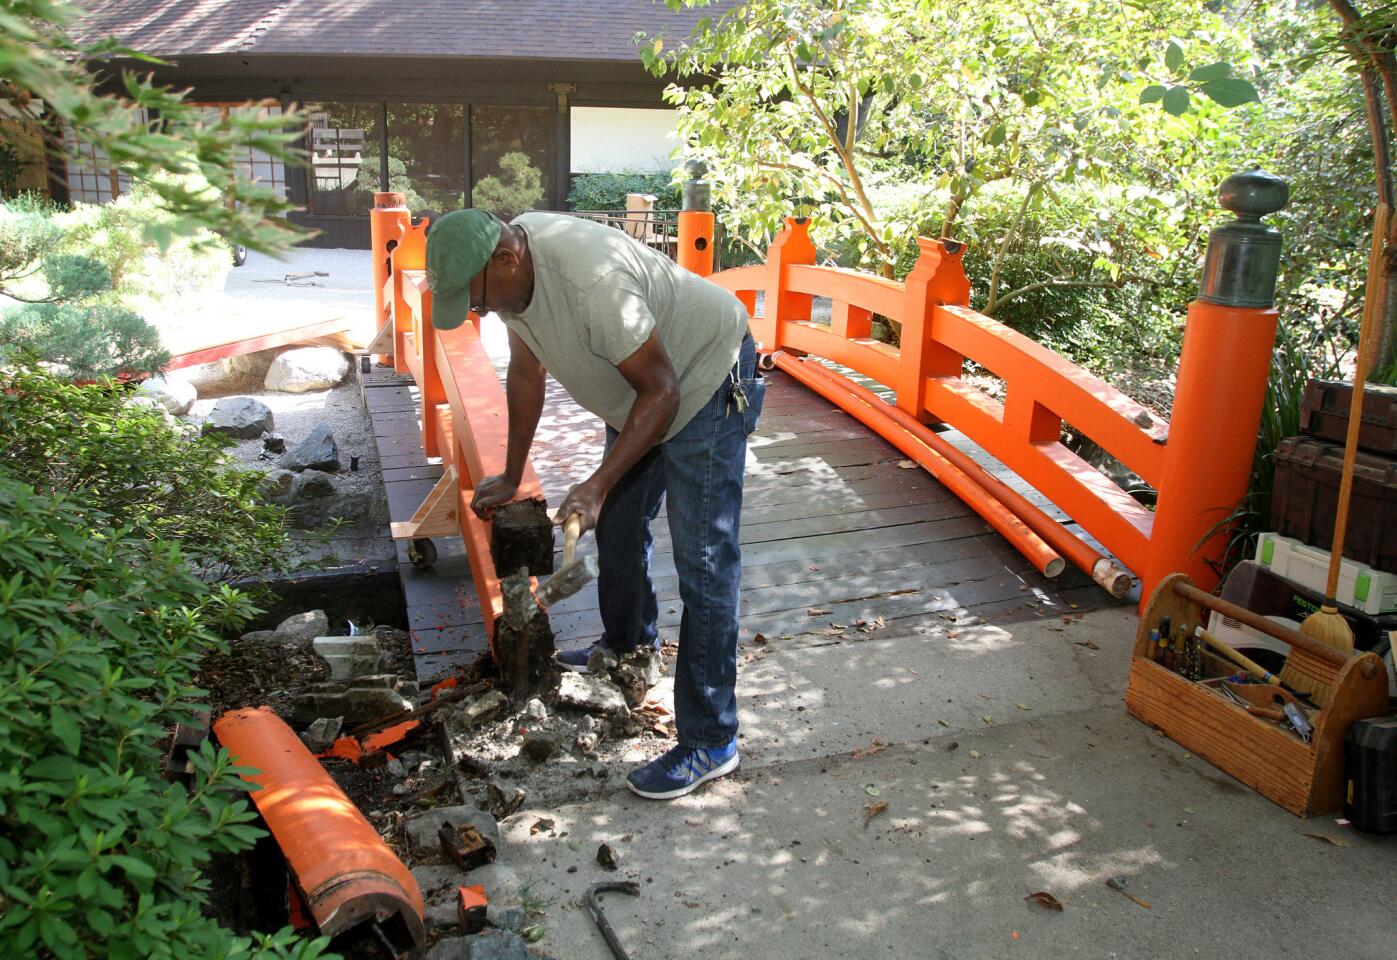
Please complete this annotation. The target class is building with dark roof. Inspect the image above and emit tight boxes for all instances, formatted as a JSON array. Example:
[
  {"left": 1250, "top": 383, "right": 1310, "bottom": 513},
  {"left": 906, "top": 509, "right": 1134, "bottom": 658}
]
[{"left": 55, "top": 0, "right": 735, "bottom": 246}]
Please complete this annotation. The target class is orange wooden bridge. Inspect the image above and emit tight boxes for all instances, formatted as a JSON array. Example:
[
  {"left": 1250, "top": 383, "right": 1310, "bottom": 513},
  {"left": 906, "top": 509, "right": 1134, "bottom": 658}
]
[{"left": 360, "top": 178, "right": 1283, "bottom": 679}]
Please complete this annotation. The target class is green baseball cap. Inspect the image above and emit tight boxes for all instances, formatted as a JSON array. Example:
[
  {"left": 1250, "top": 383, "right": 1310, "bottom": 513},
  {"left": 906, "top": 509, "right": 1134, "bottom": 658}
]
[{"left": 425, "top": 208, "right": 503, "bottom": 330}]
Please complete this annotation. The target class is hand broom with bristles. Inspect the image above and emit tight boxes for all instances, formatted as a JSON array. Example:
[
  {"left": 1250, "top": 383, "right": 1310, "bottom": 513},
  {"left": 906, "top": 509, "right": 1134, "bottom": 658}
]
[{"left": 1297, "top": 201, "right": 1389, "bottom": 666}]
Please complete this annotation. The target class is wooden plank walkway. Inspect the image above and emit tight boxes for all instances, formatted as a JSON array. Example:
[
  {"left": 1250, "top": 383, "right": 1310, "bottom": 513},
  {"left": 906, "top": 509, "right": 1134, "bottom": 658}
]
[{"left": 363, "top": 329, "right": 1127, "bottom": 682}]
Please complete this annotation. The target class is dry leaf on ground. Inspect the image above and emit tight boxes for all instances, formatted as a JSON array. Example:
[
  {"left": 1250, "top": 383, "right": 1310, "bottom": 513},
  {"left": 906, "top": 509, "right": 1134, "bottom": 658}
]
[
  {"left": 863, "top": 801, "right": 890, "bottom": 827},
  {"left": 851, "top": 738, "right": 886, "bottom": 760},
  {"left": 807, "top": 607, "right": 832, "bottom": 616},
  {"left": 1302, "top": 831, "right": 1358, "bottom": 848},
  {"left": 897, "top": 459, "right": 919, "bottom": 469},
  {"left": 1024, "top": 891, "right": 1064, "bottom": 911}
]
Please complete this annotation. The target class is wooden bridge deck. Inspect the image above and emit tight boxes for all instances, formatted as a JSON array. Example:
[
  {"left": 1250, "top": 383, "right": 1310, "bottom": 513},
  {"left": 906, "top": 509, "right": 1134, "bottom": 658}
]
[{"left": 365, "top": 328, "right": 1126, "bottom": 682}]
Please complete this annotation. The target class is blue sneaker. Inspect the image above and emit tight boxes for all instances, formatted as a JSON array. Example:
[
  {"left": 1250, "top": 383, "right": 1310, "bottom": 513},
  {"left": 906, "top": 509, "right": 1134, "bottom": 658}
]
[
  {"left": 556, "top": 641, "right": 604, "bottom": 673},
  {"left": 626, "top": 739, "right": 739, "bottom": 800}
]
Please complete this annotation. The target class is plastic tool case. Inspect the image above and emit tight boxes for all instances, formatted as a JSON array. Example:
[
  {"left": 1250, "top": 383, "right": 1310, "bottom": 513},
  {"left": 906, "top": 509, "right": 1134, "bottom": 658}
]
[{"left": 1270, "top": 436, "right": 1397, "bottom": 573}]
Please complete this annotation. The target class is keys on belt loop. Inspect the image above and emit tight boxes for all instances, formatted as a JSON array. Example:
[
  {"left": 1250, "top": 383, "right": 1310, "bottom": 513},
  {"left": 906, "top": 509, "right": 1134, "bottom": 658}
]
[{"left": 727, "top": 369, "right": 747, "bottom": 416}]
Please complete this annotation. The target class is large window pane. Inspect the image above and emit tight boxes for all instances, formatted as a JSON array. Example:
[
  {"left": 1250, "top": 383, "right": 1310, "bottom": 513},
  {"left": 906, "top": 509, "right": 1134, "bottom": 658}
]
[
  {"left": 470, "top": 105, "right": 553, "bottom": 219},
  {"left": 387, "top": 103, "right": 465, "bottom": 215},
  {"left": 306, "top": 102, "right": 379, "bottom": 216}
]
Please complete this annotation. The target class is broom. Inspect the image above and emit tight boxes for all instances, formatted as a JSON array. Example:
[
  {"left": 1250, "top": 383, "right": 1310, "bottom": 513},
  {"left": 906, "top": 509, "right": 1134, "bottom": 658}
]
[{"left": 1298, "top": 201, "right": 1389, "bottom": 659}]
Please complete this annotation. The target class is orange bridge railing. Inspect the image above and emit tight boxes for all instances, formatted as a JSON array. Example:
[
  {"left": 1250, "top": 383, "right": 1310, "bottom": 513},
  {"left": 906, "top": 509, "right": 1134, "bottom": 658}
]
[{"left": 712, "top": 172, "right": 1286, "bottom": 603}]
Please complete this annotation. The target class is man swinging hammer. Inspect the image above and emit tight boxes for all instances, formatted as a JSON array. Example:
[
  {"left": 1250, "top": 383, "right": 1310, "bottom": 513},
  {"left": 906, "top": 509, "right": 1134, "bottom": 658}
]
[{"left": 425, "top": 208, "right": 764, "bottom": 800}]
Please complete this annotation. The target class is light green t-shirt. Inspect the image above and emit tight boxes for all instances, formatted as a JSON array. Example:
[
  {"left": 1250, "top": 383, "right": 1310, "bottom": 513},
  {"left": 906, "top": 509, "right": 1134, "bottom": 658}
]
[{"left": 500, "top": 212, "right": 748, "bottom": 441}]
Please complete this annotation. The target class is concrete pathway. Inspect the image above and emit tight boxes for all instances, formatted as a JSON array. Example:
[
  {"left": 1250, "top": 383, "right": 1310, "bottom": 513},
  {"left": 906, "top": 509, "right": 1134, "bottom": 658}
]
[{"left": 496, "top": 607, "right": 1395, "bottom": 960}]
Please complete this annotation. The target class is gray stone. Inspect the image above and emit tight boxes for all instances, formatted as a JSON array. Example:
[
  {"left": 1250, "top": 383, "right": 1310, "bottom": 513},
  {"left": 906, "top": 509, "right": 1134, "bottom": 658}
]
[
  {"left": 465, "top": 930, "right": 530, "bottom": 960},
  {"left": 137, "top": 375, "right": 197, "bottom": 415},
  {"left": 202, "top": 396, "right": 273, "bottom": 439},
  {"left": 404, "top": 805, "right": 499, "bottom": 859},
  {"left": 280, "top": 422, "right": 340, "bottom": 473},
  {"left": 557, "top": 672, "right": 628, "bottom": 716},
  {"left": 291, "top": 471, "right": 336, "bottom": 500},
  {"left": 262, "top": 432, "right": 286, "bottom": 454},
  {"left": 311, "top": 636, "right": 382, "bottom": 680},
  {"left": 522, "top": 698, "right": 548, "bottom": 721},
  {"left": 425, "top": 936, "right": 472, "bottom": 960},
  {"left": 258, "top": 469, "right": 296, "bottom": 501},
  {"left": 521, "top": 730, "right": 561, "bottom": 763},
  {"left": 298, "top": 716, "right": 342, "bottom": 753},
  {"left": 486, "top": 905, "right": 527, "bottom": 933},
  {"left": 424, "top": 898, "right": 460, "bottom": 932},
  {"left": 276, "top": 610, "right": 329, "bottom": 644},
  {"left": 265, "top": 346, "right": 350, "bottom": 393},
  {"left": 386, "top": 757, "right": 407, "bottom": 778},
  {"left": 575, "top": 732, "right": 599, "bottom": 755}
]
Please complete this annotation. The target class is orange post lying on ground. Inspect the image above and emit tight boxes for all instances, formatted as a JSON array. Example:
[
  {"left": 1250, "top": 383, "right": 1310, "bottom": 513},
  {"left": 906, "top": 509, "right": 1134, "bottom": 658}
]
[{"left": 214, "top": 707, "right": 425, "bottom": 955}]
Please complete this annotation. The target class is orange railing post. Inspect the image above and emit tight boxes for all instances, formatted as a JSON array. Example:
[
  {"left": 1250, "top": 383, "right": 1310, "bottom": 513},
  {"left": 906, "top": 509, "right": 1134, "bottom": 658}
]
[
  {"left": 759, "top": 217, "right": 816, "bottom": 353},
  {"left": 1145, "top": 171, "right": 1289, "bottom": 600},
  {"left": 370, "top": 191, "right": 409, "bottom": 367},
  {"left": 677, "top": 159, "right": 715, "bottom": 277},
  {"left": 899, "top": 237, "right": 971, "bottom": 420}
]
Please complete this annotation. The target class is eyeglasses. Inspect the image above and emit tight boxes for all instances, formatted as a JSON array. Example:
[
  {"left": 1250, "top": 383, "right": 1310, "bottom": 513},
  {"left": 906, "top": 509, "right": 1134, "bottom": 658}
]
[{"left": 472, "top": 257, "right": 490, "bottom": 316}]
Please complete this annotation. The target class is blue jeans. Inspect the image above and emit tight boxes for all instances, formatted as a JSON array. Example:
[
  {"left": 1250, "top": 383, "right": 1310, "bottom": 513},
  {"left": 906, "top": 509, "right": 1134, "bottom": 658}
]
[{"left": 595, "top": 333, "right": 764, "bottom": 748}]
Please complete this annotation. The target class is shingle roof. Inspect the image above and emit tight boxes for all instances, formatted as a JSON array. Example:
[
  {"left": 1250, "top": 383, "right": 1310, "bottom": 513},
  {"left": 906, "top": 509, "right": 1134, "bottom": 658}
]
[{"left": 71, "top": 0, "right": 736, "bottom": 62}]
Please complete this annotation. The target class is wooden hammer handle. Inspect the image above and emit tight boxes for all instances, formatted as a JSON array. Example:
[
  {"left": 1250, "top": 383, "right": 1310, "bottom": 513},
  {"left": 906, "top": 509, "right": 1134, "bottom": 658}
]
[
  {"left": 563, "top": 513, "right": 581, "bottom": 566},
  {"left": 1198, "top": 628, "right": 1281, "bottom": 686},
  {"left": 1174, "top": 581, "right": 1348, "bottom": 667}
]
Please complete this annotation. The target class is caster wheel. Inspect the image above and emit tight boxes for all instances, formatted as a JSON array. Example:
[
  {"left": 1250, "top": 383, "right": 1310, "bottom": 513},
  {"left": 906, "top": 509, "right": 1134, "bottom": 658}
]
[{"left": 408, "top": 538, "right": 437, "bottom": 569}]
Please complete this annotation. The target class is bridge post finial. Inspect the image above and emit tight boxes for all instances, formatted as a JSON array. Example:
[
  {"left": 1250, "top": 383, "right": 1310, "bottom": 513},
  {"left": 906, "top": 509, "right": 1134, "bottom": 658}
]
[{"left": 1145, "top": 171, "right": 1287, "bottom": 601}]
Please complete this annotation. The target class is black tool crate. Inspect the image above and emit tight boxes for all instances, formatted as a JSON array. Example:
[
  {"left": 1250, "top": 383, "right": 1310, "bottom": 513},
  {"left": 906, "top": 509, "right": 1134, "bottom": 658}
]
[
  {"left": 1301, "top": 379, "right": 1397, "bottom": 456},
  {"left": 1270, "top": 436, "right": 1397, "bottom": 574}
]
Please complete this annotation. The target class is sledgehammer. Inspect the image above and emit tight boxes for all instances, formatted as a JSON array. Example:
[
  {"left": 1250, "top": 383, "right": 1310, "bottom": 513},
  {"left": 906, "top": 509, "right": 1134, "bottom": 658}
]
[{"left": 536, "top": 513, "right": 598, "bottom": 608}]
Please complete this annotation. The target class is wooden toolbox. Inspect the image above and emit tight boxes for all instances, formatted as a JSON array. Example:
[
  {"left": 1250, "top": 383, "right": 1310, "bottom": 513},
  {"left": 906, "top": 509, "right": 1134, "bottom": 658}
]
[{"left": 1126, "top": 574, "right": 1389, "bottom": 817}]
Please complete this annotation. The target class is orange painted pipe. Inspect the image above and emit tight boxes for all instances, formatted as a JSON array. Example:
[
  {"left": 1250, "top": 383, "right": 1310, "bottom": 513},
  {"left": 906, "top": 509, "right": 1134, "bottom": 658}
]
[
  {"left": 213, "top": 707, "right": 426, "bottom": 954},
  {"left": 678, "top": 210, "right": 715, "bottom": 276},
  {"left": 772, "top": 353, "right": 1065, "bottom": 578},
  {"left": 792, "top": 357, "right": 1133, "bottom": 597}
]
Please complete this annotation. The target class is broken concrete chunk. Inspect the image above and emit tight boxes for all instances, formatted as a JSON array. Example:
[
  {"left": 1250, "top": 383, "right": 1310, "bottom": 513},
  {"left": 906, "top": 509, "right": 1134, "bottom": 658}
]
[
  {"left": 311, "top": 636, "right": 382, "bottom": 680},
  {"left": 275, "top": 609, "right": 329, "bottom": 644},
  {"left": 450, "top": 690, "right": 509, "bottom": 731},
  {"left": 299, "top": 716, "right": 343, "bottom": 753},
  {"left": 289, "top": 684, "right": 409, "bottom": 726},
  {"left": 585, "top": 644, "right": 620, "bottom": 675},
  {"left": 404, "top": 805, "right": 499, "bottom": 859},
  {"left": 557, "top": 672, "right": 628, "bottom": 716},
  {"left": 575, "top": 732, "right": 599, "bottom": 754}
]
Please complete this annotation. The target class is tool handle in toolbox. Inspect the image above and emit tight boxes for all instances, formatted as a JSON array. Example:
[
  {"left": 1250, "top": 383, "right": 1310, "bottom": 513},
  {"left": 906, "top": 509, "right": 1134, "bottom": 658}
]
[
  {"left": 563, "top": 513, "right": 581, "bottom": 566},
  {"left": 1199, "top": 628, "right": 1282, "bottom": 686},
  {"left": 1173, "top": 581, "right": 1348, "bottom": 667}
]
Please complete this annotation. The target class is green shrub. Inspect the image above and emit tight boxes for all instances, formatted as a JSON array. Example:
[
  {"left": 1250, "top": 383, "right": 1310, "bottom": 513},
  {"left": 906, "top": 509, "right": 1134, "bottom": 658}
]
[
  {"left": 474, "top": 152, "right": 545, "bottom": 220},
  {"left": 57, "top": 183, "right": 232, "bottom": 299},
  {"left": 567, "top": 171, "right": 680, "bottom": 211},
  {"left": 0, "top": 361, "right": 295, "bottom": 583},
  {"left": 0, "top": 476, "right": 333, "bottom": 960},
  {"left": 0, "top": 301, "right": 170, "bottom": 380}
]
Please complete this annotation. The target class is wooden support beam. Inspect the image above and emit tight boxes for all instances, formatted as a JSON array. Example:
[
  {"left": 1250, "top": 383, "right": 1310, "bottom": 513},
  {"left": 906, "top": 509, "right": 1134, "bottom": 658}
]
[{"left": 389, "top": 466, "right": 459, "bottom": 539}]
